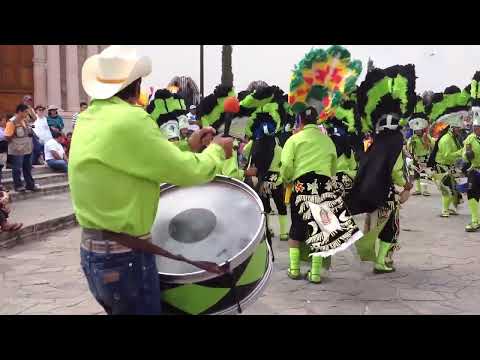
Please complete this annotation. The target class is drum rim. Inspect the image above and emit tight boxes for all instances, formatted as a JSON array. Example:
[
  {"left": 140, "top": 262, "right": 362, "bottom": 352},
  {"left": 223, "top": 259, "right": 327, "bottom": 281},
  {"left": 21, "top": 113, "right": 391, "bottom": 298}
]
[{"left": 156, "top": 176, "right": 266, "bottom": 284}]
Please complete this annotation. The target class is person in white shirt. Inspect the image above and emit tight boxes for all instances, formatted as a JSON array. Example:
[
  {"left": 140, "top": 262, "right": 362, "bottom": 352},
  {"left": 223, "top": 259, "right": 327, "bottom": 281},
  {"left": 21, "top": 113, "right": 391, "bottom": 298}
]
[
  {"left": 186, "top": 105, "right": 199, "bottom": 135},
  {"left": 32, "top": 105, "right": 53, "bottom": 165},
  {"left": 44, "top": 132, "right": 68, "bottom": 173}
]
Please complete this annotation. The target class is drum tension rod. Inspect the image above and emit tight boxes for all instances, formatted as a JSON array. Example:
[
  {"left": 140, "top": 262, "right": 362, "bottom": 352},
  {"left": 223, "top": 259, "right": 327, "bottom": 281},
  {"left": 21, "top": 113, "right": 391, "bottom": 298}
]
[{"left": 224, "top": 260, "right": 242, "bottom": 314}]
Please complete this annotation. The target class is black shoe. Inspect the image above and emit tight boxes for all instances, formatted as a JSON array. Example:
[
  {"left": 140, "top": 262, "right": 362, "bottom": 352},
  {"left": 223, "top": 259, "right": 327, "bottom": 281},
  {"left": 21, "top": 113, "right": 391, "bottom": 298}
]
[
  {"left": 14, "top": 187, "right": 26, "bottom": 192},
  {"left": 26, "top": 186, "right": 41, "bottom": 192}
]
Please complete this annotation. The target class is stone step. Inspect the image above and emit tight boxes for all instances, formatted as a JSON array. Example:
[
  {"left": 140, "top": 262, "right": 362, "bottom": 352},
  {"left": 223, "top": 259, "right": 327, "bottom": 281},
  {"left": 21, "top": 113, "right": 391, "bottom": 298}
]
[
  {"left": 0, "top": 192, "right": 75, "bottom": 249},
  {"left": 9, "top": 182, "right": 70, "bottom": 202},
  {"left": 2, "top": 173, "right": 68, "bottom": 191},
  {"left": 3, "top": 165, "right": 52, "bottom": 177}
]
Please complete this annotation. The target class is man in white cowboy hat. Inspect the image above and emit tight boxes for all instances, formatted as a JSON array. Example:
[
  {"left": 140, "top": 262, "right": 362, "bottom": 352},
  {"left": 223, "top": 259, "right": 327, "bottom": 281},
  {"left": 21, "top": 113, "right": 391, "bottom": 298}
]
[
  {"left": 69, "top": 45, "right": 233, "bottom": 315},
  {"left": 462, "top": 107, "right": 480, "bottom": 232},
  {"left": 407, "top": 117, "right": 433, "bottom": 196}
]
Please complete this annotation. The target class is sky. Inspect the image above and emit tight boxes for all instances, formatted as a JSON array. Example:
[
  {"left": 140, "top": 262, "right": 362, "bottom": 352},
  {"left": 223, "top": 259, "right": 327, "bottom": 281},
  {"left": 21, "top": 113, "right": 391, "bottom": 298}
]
[{"left": 126, "top": 45, "right": 480, "bottom": 95}]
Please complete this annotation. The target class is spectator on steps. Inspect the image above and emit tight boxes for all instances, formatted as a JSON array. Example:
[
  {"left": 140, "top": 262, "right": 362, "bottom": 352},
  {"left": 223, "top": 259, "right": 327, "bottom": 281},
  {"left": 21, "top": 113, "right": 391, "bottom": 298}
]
[
  {"left": 72, "top": 102, "right": 88, "bottom": 130},
  {"left": 31, "top": 105, "right": 52, "bottom": 165},
  {"left": 46, "top": 105, "right": 65, "bottom": 137},
  {"left": 65, "top": 132, "right": 72, "bottom": 157},
  {"left": 0, "top": 190, "right": 22, "bottom": 232},
  {"left": 5, "top": 104, "right": 39, "bottom": 193},
  {"left": 44, "top": 132, "right": 68, "bottom": 173},
  {"left": 0, "top": 114, "right": 9, "bottom": 191},
  {"left": 21, "top": 95, "right": 37, "bottom": 123}
]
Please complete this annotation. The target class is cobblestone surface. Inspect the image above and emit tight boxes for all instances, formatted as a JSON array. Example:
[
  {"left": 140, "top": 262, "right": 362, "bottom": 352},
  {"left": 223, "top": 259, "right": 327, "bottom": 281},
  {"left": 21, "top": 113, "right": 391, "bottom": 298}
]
[{"left": 1, "top": 186, "right": 479, "bottom": 315}]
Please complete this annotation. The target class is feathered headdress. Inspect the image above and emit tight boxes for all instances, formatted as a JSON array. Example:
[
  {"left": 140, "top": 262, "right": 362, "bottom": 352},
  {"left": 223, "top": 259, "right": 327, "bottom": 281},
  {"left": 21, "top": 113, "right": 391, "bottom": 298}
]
[
  {"left": 146, "top": 89, "right": 187, "bottom": 126},
  {"left": 288, "top": 45, "right": 362, "bottom": 122},
  {"left": 197, "top": 85, "right": 236, "bottom": 129},
  {"left": 469, "top": 71, "right": 480, "bottom": 106},
  {"left": 325, "top": 99, "right": 358, "bottom": 135},
  {"left": 356, "top": 64, "right": 416, "bottom": 134},
  {"left": 425, "top": 85, "right": 470, "bottom": 128},
  {"left": 239, "top": 85, "right": 291, "bottom": 139}
]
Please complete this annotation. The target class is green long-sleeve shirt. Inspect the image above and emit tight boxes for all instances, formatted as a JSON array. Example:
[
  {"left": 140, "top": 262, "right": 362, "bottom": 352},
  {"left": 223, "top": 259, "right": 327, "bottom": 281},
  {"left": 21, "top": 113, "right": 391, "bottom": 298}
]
[
  {"left": 463, "top": 133, "right": 480, "bottom": 169},
  {"left": 407, "top": 134, "right": 433, "bottom": 158},
  {"left": 221, "top": 151, "right": 244, "bottom": 180},
  {"left": 392, "top": 153, "right": 407, "bottom": 187},
  {"left": 337, "top": 151, "right": 357, "bottom": 179},
  {"left": 435, "top": 131, "right": 463, "bottom": 166},
  {"left": 69, "top": 96, "right": 225, "bottom": 237},
  {"left": 280, "top": 124, "right": 337, "bottom": 183}
]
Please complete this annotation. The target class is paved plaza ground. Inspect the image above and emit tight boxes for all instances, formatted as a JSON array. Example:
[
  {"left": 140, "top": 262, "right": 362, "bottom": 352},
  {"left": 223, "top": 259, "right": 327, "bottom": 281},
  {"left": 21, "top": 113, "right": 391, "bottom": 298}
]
[{"left": 1, "top": 185, "right": 480, "bottom": 315}]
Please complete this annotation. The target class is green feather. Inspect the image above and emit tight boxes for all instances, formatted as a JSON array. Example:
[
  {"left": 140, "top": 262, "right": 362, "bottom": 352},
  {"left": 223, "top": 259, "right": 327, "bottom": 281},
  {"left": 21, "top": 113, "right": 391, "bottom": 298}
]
[
  {"left": 471, "top": 79, "right": 478, "bottom": 99},
  {"left": 364, "top": 77, "right": 391, "bottom": 131},
  {"left": 240, "top": 93, "right": 273, "bottom": 109},
  {"left": 335, "top": 106, "right": 356, "bottom": 133},
  {"left": 415, "top": 98, "right": 425, "bottom": 114},
  {"left": 391, "top": 74, "right": 409, "bottom": 113}
]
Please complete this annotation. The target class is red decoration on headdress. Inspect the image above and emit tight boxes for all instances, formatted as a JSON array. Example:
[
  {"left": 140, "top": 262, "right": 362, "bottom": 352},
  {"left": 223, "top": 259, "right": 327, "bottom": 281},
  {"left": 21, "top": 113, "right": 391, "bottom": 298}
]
[{"left": 224, "top": 97, "right": 240, "bottom": 113}]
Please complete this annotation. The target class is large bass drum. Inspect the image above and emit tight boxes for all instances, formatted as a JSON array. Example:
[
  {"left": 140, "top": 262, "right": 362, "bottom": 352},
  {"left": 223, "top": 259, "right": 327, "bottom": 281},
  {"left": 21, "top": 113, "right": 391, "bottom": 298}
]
[{"left": 152, "top": 176, "right": 272, "bottom": 315}]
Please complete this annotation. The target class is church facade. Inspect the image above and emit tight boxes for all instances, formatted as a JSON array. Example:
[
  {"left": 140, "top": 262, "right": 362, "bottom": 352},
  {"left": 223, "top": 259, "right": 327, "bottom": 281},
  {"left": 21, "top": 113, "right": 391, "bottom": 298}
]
[{"left": 0, "top": 45, "right": 108, "bottom": 125}]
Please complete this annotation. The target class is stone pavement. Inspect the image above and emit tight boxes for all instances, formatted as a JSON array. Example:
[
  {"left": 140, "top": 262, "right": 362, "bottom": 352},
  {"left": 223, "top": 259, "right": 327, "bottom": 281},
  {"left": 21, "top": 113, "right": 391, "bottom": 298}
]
[{"left": 1, "top": 185, "right": 480, "bottom": 315}]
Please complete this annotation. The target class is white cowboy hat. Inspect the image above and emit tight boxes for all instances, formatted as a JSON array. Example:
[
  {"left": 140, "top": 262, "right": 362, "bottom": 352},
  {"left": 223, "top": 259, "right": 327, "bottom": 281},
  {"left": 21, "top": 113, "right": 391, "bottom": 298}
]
[{"left": 82, "top": 45, "right": 152, "bottom": 100}]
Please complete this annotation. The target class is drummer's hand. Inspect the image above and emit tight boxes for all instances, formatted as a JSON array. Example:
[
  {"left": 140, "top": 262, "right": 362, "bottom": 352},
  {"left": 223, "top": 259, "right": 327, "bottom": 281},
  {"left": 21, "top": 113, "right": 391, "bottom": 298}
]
[
  {"left": 245, "top": 167, "right": 257, "bottom": 177},
  {"left": 201, "top": 132, "right": 214, "bottom": 147},
  {"left": 189, "top": 127, "right": 216, "bottom": 152},
  {"left": 212, "top": 135, "right": 233, "bottom": 159}
]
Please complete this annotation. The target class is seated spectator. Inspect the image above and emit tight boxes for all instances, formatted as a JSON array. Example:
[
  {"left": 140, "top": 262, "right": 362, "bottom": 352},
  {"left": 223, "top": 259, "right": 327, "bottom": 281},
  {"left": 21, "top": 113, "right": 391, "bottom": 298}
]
[
  {"left": 44, "top": 132, "right": 68, "bottom": 173},
  {"left": 46, "top": 105, "right": 64, "bottom": 136},
  {"left": 31, "top": 105, "right": 52, "bottom": 165},
  {"left": 64, "top": 132, "right": 72, "bottom": 157},
  {"left": 0, "top": 114, "right": 9, "bottom": 191},
  {"left": 0, "top": 190, "right": 22, "bottom": 232},
  {"left": 72, "top": 102, "right": 88, "bottom": 130}
]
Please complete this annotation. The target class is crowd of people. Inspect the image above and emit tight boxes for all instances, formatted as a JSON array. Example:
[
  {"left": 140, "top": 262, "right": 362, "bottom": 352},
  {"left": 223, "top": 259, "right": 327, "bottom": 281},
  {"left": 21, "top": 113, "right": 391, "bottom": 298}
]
[{"left": 69, "top": 45, "right": 480, "bottom": 315}]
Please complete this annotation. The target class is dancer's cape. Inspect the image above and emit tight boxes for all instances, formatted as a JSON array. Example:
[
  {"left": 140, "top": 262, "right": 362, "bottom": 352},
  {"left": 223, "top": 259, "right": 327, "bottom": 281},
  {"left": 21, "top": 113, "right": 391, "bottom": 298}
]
[{"left": 345, "top": 64, "right": 416, "bottom": 215}]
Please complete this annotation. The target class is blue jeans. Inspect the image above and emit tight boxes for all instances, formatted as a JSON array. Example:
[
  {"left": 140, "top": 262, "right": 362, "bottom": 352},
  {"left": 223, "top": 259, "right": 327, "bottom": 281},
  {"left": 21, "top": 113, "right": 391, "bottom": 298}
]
[
  {"left": 11, "top": 153, "right": 35, "bottom": 190},
  {"left": 46, "top": 159, "right": 68, "bottom": 173},
  {"left": 32, "top": 136, "right": 44, "bottom": 165},
  {"left": 80, "top": 248, "right": 162, "bottom": 315}
]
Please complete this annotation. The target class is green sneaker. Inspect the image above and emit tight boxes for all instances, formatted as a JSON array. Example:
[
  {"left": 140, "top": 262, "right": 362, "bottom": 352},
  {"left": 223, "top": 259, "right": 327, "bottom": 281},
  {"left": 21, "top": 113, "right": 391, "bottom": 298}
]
[
  {"left": 440, "top": 211, "right": 450, "bottom": 218},
  {"left": 373, "top": 241, "right": 395, "bottom": 274},
  {"left": 306, "top": 270, "right": 321, "bottom": 284},
  {"left": 307, "top": 256, "right": 323, "bottom": 284},
  {"left": 412, "top": 191, "right": 422, "bottom": 196},
  {"left": 449, "top": 209, "right": 459, "bottom": 216},
  {"left": 422, "top": 191, "right": 431, "bottom": 197},
  {"left": 287, "top": 268, "right": 302, "bottom": 280},
  {"left": 465, "top": 222, "right": 480, "bottom": 232}
]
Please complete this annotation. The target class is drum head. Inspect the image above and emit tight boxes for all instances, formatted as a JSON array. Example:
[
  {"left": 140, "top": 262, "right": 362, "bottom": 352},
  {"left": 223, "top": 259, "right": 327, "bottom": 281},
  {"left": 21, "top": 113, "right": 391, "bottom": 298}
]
[{"left": 152, "top": 176, "right": 265, "bottom": 283}]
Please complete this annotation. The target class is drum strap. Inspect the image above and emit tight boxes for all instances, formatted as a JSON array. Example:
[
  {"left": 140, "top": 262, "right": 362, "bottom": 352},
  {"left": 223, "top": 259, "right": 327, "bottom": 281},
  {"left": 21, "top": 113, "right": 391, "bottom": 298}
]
[
  {"left": 224, "top": 260, "right": 242, "bottom": 314},
  {"left": 263, "top": 211, "right": 275, "bottom": 262}
]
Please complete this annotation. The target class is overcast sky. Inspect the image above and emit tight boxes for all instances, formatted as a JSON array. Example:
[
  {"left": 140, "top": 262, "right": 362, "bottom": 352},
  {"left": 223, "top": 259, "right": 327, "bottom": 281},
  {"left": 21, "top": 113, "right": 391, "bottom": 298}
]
[{"left": 126, "top": 45, "right": 480, "bottom": 95}]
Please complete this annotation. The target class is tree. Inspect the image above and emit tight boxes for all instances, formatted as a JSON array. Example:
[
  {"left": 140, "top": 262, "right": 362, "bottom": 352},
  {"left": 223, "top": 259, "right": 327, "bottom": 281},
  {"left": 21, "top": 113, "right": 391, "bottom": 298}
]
[{"left": 221, "top": 45, "right": 234, "bottom": 88}]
